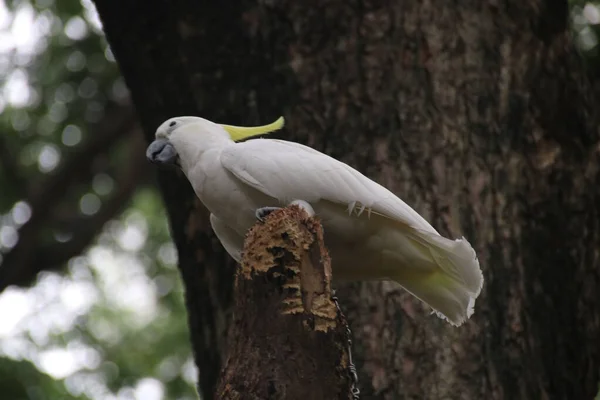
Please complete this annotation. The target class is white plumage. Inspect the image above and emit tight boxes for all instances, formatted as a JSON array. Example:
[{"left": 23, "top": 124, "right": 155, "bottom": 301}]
[{"left": 147, "top": 116, "right": 484, "bottom": 326}]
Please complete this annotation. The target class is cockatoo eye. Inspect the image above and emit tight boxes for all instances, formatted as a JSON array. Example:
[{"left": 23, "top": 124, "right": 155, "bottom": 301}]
[{"left": 162, "top": 120, "right": 179, "bottom": 136}]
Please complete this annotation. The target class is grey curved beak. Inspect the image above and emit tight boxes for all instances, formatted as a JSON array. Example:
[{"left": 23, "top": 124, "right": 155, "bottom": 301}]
[{"left": 146, "top": 139, "right": 179, "bottom": 166}]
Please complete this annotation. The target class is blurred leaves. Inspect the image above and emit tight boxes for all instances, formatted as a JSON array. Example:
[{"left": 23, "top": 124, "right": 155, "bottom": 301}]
[
  {"left": 0, "top": 0, "right": 196, "bottom": 398},
  {"left": 571, "top": 1, "right": 600, "bottom": 70},
  {"left": 0, "top": 357, "right": 87, "bottom": 400}
]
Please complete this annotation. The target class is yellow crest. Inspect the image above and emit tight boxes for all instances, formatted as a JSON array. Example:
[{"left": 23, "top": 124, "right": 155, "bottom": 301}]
[{"left": 221, "top": 116, "right": 285, "bottom": 141}]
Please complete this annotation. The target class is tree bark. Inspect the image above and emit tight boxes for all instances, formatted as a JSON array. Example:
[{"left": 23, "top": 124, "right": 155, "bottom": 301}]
[
  {"left": 215, "top": 205, "right": 354, "bottom": 399},
  {"left": 93, "top": 0, "right": 600, "bottom": 399}
]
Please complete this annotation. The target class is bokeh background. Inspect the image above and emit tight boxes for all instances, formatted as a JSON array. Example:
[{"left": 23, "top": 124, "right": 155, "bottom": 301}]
[{"left": 0, "top": 0, "right": 597, "bottom": 399}]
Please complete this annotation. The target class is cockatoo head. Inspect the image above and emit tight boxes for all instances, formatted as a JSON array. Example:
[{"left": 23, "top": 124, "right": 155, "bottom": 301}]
[{"left": 146, "top": 115, "right": 284, "bottom": 167}]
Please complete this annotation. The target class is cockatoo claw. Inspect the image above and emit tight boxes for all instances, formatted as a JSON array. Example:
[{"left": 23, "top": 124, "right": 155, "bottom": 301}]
[
  {"left": 289, "top": 200, "right": 315, "bottom": 217},
  {"left": 255, "top": 200, "right": 314, "bottom": 222},
  {"left": 255, "top": 207, "right": 281, "bottom": 222}
]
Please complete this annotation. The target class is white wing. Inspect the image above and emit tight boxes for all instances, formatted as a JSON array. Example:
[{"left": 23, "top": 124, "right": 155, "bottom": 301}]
[
  {"left": 220, "top": 138, "right": 483, "bottom": 326},
  {"left": 210, "top": 213, "right": 243, "bottom": 262},
  {"left": 220, "top": 138, "right": 438, "bottom": 235}
]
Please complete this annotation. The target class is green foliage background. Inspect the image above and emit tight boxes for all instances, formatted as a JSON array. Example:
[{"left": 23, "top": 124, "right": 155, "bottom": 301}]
[
  {"left": 0, "top": 0, "right": 196, "bottom": 398},
  {"left": 0, "top": 0, "right": 598, "bottom": 399}
]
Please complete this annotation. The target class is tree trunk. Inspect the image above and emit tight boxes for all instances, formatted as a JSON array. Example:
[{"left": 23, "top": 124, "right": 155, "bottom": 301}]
[
  {"left": 93, "top": 0, "right": 600, "bottom": 399},
  {"left": 215, "top": 205, "right": 354, "bottom": 399}
]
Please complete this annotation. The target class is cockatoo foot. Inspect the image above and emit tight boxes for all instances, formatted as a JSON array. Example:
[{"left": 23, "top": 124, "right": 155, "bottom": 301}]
[
  {"left": 255, "top": 207, "right": 281, "bottom": 222},
  {"left": 289, "top": 200, "right": 315, "bottom": 217},
  {"left": 255, "top": 200, "right": 314, "bottom": 222}
]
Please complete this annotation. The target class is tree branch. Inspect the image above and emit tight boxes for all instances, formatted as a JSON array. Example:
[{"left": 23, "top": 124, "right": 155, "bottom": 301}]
[
  {"left": 0, "top": 123, "right": 145, "bottom": 291},
  {"left": 35, "top": 132, "right": 147, "bottom": 270},
  {"left": 26, "top": 101, "right": 136, "bottom": 222},
  {"left": 215, "top": 206, "right": 355, "bottom": 400},
  {"left": 0, "top": 134, "right": 25, "bottom": 195}
]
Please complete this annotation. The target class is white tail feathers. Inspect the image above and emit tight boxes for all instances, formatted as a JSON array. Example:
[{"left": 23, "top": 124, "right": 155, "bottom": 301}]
[{"left": 389, "top": 229, "right": 484, "bottom": 326}]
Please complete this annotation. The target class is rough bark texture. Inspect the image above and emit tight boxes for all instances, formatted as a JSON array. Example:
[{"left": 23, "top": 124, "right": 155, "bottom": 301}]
[
  {"left": 215, "top": 206, "right": 353, "bottom": 399},
  {"left": 93, "top": 0, "right": 600, "bottom": 399}
]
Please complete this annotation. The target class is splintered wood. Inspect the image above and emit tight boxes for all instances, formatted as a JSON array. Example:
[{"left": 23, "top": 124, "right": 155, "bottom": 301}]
[
  {"left": 215, "top": 205, "right": 354, "bottom": 400},
  {"left": 241, "top": 205, "right": 337, "bottom": 331}
]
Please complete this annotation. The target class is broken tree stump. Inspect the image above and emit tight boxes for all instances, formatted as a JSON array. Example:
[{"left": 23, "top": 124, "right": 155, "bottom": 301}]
[{"left": 214, "top": 205, "right": 356, "bottom": 400}]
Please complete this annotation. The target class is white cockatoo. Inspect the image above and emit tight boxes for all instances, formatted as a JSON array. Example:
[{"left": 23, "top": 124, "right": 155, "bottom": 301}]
[{"left": 146, "top": 116, "right": 483, "bottom": 326}]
